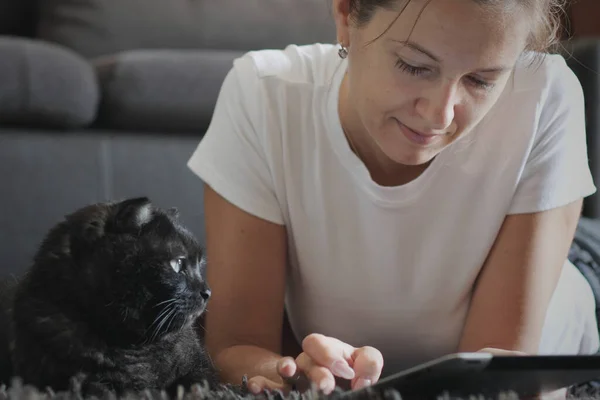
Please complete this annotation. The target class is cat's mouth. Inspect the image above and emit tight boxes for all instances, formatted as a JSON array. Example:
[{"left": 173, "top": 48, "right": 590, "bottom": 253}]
[
  {"left": 188, "top": 302, "right": 207, "bottom": 321},
  {"left": 192, "top": 305, "right": 206, "bottom": 319},
  {"left": 167, "top": 304, "right": 205, "bottom": 333},
  {"left": 179, "top": 299, "right": 208, "bottom": 326}
]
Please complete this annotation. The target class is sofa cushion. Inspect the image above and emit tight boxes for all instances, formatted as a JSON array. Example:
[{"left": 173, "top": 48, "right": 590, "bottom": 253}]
[
  {"left": 0, "top": 37, "right": 99, "bottom": 129},
  {"left": 94, "top": 49, "right": 242, "bottom": 133},
  {"left": 36, "top": 0, "right": 336, "bottom": 59}
]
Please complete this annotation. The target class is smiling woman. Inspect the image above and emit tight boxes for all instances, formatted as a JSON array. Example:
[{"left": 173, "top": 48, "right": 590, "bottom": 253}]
[
  {"left": 336, "top": 0, "right": 560, "bottom": 183},
  {"left": 187, "top": 0, "right": 597, "bottom": 397}
]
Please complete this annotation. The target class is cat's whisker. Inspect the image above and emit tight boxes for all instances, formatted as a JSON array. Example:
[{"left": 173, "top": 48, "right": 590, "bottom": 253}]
[
  {"left": 165, "top": 308, "right": 179, "bottom": 335},
  {"left": 145, "top": 304, "right": 174, "bottom": 341},
  {"left": 147, "top": 302, "right": 180, "bottom": 342},
  {"left": 153, "top": 298, "right": 177, "bottom": 308},
  {"left": 152, "top": 306, "right": 178, "bottom": 341},
  {"left": 149, "top": 304, "right": 176, "bottom": 329},
  {"left": 147, "top": 321, "right": 164, "bottom": 343}
]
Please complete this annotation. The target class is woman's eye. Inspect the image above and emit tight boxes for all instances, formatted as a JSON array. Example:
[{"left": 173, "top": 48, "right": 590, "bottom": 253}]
[
  {"left": 467, "top": 76, "right": 495, "bottom": 91},
  {"left": 396, "top": 57, "right": 496, "bottom": 93},
  {"left": 395, "top": 59, "right": 429, "bottom": 76}
]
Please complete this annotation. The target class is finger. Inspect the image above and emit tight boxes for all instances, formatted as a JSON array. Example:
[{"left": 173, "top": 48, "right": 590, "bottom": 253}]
[
  {"left": 477, "top": 347, "right": 528, "bottom": 356},
  {"left": 276, "top": 356, "right": 298, "bottom": 379},
  {"left": 294, "top": 352, "right": 337, "bottom": 393},
  {"left": 541, "top": 387, "right": 567, "bottom": 400},
  {"left": 521, "top": 387, "right": 567, "bottom": 400},
  {"left": 301, "top": 333, "right": 356, "bottom": 379},
  {"left": 247, "top": 375, "right": 288, "bottom": 395},
  {"left": 350, "top": 346, "right": 384, "bottom": 389}
]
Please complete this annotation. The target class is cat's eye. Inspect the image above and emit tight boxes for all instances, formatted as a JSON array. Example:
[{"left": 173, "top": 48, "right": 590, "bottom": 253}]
[{"left": 169, "top": 257, "right": 186, "bottom": 274}]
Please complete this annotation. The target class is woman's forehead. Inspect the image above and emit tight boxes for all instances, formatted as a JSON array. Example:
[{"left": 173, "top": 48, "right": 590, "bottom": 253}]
[{"left": 364, "top": 0, "right": 531, "bottom": 69}]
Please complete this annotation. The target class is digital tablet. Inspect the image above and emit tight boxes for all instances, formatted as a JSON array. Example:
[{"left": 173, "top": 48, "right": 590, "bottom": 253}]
[{"left": 343, "top": 352, "right": 600, "bottom": 399}]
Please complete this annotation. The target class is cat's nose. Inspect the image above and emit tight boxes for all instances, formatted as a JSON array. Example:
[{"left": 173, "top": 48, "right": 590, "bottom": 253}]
[{"left": 200, "top": 288, "right": 211, "bottom": 301}]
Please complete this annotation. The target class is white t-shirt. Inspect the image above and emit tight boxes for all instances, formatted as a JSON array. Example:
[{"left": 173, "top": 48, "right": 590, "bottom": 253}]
[{"left": 187, "top": 43, "right": 596, "bottom": 375}]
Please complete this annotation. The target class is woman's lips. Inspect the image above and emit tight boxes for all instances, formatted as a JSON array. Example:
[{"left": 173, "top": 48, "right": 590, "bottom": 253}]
[{"left": 396, "top": 119, "right": 444, "bottom": 146}]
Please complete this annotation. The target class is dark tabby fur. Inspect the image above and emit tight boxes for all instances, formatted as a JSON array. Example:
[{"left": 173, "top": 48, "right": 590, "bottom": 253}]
[{"left": 0, "top": 197, "right": 240, "bottom": 397}]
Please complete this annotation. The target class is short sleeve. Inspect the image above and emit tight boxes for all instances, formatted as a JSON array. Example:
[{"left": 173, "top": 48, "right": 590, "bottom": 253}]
[
  {"left": 508, "top": 56, "right": 596, "bottom": 215},
  {"left": 187, "top": 56, "right": 284, "bottom": 225}
]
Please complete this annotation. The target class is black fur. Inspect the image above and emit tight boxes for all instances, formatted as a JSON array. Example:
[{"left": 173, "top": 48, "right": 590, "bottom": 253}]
[
  {"left": 1, "top": 197, "right": 236, "bottom": 398},
  {"left": 0, "top": 277, "right": 16, "bottom": 383}
]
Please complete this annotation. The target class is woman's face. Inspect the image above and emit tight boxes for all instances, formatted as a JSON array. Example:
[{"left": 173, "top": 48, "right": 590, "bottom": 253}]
[{"left": 335, "top": 0, "right": 532, "bottom": 167}]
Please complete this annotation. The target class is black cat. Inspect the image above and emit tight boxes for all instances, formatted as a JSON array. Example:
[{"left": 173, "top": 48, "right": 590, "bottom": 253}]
[{"left": 3, "top": 197, "right": 239, "bottom": 397}]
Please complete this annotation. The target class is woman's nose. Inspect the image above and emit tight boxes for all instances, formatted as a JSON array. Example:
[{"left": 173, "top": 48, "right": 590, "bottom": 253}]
[{"left": 415, "top": 83, "right": 458, "bottom": 131}]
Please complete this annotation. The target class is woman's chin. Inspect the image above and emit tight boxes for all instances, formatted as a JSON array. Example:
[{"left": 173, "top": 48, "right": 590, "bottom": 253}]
[
  {"left": 372, "top": 126, "right": 448, "bottom": 165},
  {"left": 381, "top": 145, "right": 441, "bottom": 167}
]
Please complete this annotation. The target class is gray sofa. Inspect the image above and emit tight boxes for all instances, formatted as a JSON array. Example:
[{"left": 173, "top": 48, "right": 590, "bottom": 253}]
[
  {"left": 0, "top": 0, "right": 336, "bottom": 276},
  {"left": 0, "top": 0, "right": 598, "bottom": 278}
]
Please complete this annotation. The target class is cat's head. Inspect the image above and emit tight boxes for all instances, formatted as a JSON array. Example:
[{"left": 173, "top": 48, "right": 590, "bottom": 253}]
[{"left": 51, "top": 197, "right": 211, "bottom": 343}]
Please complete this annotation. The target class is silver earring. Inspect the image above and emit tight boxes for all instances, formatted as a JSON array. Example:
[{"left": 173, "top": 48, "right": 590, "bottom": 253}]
[{"left": 338, "top": 43, "right": 348, "bottom": 59}]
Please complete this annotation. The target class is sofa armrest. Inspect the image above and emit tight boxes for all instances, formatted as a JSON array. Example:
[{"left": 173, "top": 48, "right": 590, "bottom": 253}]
[
  {"left": 563, "top": 38, "right": 600, "bottom": 218},
  {"left": 93, "top": 49, "right": 244, "bottom": 134},
  {"left": 0, "top": 37, "right": 99, "bottom": 129}
]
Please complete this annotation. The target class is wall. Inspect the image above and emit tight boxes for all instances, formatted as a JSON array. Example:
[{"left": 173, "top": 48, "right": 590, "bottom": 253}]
[{"left": 568, "top": 0, "right": 600, "bottom": 38}]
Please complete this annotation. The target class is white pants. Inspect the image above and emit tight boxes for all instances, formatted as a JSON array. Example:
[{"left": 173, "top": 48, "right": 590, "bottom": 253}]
[{"left": 538, "top": 259, "right": 599, "bottom": 355}]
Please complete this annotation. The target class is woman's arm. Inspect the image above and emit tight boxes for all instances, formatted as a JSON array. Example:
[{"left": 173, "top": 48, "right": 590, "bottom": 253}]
[
  {"left": 202, "top": 184, "right": 290, "bottom": 385},
  {"left": 458, "top": 198, "right": 584, "bottom": 353}
]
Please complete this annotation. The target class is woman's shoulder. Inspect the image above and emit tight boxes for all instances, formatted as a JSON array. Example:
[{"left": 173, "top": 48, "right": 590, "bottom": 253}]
[
  {"left": 229, "top": 42, "right": 342, "bottom": 89},
  {"left": 216, "top": 42, "right": 342, "bottom": 138},
  {"left": 461, "top": 51, "right": 585, "bottom": 164},
  {"left": 482, "top": 50, "right": 584, "bottom": 135},
  {"left": 512, "top": 50, "right": 583, "bottom": 104}
]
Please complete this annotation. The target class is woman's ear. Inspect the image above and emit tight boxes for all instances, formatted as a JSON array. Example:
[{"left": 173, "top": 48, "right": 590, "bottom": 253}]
[{"left": 332, "top": 0, "right": 351, "bottom": 47}]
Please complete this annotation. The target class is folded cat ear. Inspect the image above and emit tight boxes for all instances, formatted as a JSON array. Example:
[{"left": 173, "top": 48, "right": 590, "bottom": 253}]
[
  {"left": 65, "top": 204, "right": 110, "bottom": 258},
  {"left": 167, "top": 207, "right": 179, "bottom": 219},
  {"left": 115, "top": 197, "right": 154, "bottom": 230}
]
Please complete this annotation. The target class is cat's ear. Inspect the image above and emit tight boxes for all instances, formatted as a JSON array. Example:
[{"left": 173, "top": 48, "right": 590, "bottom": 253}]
[
  {"left": 81, "top": 218, "right": 105, "bottom": 242},
  {"left": 65, "top": 203, "right": 110, "bottom": 259},
  {"left": 114, "top": 197, "right": 154, "bottom": 231},
  {"left": 166, "top": 207, "right": 179, "bottom": 219}
]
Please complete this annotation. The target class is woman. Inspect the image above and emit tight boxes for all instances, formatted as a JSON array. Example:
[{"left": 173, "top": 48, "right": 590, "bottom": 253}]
[{"left": 187, "top": 0, "right": 598, "bottom": 397}]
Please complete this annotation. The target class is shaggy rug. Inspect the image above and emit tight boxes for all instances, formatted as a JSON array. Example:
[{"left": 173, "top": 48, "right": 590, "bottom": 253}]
[{"left": 1, "top": 377, "right": 600, "bottom": 400}]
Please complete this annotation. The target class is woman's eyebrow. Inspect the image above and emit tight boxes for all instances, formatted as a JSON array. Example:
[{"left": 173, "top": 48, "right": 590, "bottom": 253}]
[
  {"left": 389, "top": 39, "right": 441, "bottom": 62},
  {"left": 389, "top": 38, "right": 512, "bottom": 73}
]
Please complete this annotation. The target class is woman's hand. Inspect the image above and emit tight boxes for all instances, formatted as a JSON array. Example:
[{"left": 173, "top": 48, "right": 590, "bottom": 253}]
[
  {"left": 477, "top": 348, "right": 567, "bottom": 400},
  {"left": 247, "top": 333, "right": 384, "bottom": 395}
]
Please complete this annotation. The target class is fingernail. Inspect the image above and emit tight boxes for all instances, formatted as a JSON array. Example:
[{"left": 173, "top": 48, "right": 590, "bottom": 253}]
[
  {"left": 283, "top": 359, "right": 294, "bottom": 367},
  {"left": 248, "top": 382, "right": 261, "bottom": 394},
  {"left": 355, "top": 378, "right": 372, "bottom": 390},
  {"left": 280, "top": 359, "right": 293, "bottom": 372},
  {"left": 319, "top": 379, "right": 330, "bottom": 392},
  {"left": 331, "top": 360, "right": 355, "bottom": 380}
]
